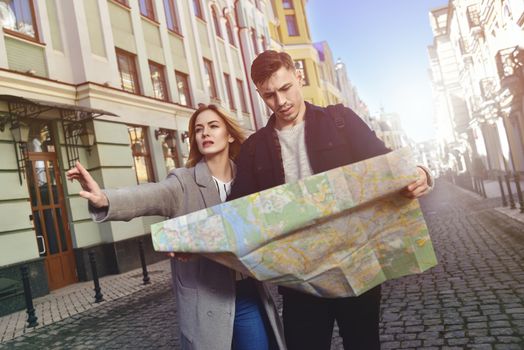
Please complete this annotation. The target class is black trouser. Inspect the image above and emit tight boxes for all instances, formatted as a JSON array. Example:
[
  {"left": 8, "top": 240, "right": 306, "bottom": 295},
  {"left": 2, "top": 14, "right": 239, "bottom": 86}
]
[{"left": 282, "top": 286, "right": 381, "bottom": 350}]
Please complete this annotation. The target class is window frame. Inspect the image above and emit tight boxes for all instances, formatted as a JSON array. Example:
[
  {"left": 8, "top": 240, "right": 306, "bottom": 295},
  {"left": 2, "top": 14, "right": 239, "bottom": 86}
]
[
  {"left": 211, "top": 6, "right": 222, "bottom": 38},
  {"left": 149, "top": 60, "right": 169, "bottom": 101},
  {"left": 251, "top": 27, "right": 258, "bottom": 55},
  {"left": 175, "top": 70, "right": 193, "bottom": 107},
  {"left": 138, "top": 0, "right": 155, "bottom": 21},
  {"left": 111, "top": 0, "right": 129, "bottom": 7},
  {"left": 223, "top": 73, "right": 235, "bottom": 111},
  {"left": 203, "top": 58, "right": 218, "bottom": 99},
  {"left": 193, "top": 0, "right": 204, "bottom": 20},
  {"left": 260, "top": 34, "right": 267, "bottom": 51},
  {"left": 282, "top": 0, "right": 294, "bottom": 9},
  {"left": 285, "top": 14, "right": 299, "bottom": 36},
  {"left": 1, "top": 0, "right": 40, "bottom": 42},
  {"left": 225, "top": 17, "right": 235, "bottom": 46},
  {"left": 294, "top": 59, "right": 309, "bottom": 86},
  {"left": 128, "top": 125, "right": 155, "bottom": 184},
  {"left": 163, "top": 0, "right": 181, "bottom": 34},
  {"left": 236, "top": 79, "right": 248, "bottom": 113},
  {"left": 115, "top": 48, "right": 141, "bottom": 94}
]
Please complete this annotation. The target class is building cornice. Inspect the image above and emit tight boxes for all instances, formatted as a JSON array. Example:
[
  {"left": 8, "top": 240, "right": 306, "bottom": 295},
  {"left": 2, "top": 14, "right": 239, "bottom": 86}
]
[{"left": 0, "top": 69, "right": 196, "bottom": 115}]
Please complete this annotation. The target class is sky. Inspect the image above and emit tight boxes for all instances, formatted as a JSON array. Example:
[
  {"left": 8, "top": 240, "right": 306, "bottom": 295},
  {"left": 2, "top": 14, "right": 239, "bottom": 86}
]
[{"left": 305, "top": 0, "right": 448, "bottom": 142}]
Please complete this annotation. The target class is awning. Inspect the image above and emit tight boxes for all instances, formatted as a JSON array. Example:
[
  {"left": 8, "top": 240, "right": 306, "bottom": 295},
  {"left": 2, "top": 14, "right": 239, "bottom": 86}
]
[
  {"left": 0, "top": 94, "right": 118, "bottom": 121},
  {"left": 0, "top": 94, "right": 119, "bottom": 176}
]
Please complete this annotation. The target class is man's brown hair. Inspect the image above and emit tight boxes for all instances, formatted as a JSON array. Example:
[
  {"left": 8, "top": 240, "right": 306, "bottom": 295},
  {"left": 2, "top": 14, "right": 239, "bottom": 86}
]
[{"left": 250, "top": 50, "right": 295, "bottom": 86}]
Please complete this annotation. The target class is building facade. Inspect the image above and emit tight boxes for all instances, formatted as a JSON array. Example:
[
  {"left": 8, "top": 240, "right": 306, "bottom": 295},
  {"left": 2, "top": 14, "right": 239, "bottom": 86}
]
[
  {"left": 0, "top": 0, "right": 256, "bottom": 315},
  {"left": 428, "top": 0, "right": 524, "bottom": 178},
  {"left": 334, "top": 58, "right": 372, "bottom": 126},
  {"left": 269, "top": 0, "right": 330, "bottom": 106}
]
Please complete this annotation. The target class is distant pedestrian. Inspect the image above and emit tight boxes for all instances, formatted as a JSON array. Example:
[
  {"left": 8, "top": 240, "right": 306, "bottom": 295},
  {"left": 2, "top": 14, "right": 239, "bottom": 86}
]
[
  {"left": 67, "top": 104, "right": 285, "bottom": 350},
  {"left": 229, "top": 50, "right": 433, "bottom": 350}
]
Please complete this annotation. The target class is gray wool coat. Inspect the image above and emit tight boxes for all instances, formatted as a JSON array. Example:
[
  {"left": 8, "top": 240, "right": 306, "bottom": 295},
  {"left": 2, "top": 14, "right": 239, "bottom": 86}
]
[{"left": 90, "top": 159, "right": 286, "bottom": 350}]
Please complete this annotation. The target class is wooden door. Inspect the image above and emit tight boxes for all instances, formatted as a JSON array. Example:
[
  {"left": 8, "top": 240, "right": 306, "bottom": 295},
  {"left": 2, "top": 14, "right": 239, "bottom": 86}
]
[{"left": 27, "top": 153, "right": 77, "bottom": 290}]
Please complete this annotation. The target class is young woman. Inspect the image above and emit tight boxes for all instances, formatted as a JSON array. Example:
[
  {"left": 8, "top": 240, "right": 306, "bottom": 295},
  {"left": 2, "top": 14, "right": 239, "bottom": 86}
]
[{"left": 66, "top": 105, "right": 285, "bottom": 350}]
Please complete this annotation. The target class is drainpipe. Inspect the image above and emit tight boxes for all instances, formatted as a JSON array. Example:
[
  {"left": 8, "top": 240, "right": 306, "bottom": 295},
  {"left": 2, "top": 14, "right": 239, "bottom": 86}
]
[{"left": 234, "top": 0, "right": 260, "bottom": 130}]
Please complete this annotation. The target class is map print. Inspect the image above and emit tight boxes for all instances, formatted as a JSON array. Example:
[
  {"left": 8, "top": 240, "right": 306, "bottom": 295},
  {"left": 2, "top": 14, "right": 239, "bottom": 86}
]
[{"left": 151, "top": 148, "right": 437, "bottom": 297}]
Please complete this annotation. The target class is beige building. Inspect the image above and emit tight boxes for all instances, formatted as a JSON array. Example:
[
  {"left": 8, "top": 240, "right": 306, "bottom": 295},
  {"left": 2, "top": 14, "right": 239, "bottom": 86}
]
[
  {"left": 334, "top": 58, "right": 372, "bottom": 126},
  {"left": 234, "top": 0, "right": 275, "bottom": 127},
  {"left": 428, "top": 5, "right": 468, "bottom": 174},
  {"left": 428, "top": 0, "right": 524, "bottom": 177},
  {"left": 0, "top": 0, "right": 256, "bottom": 315},
  {"left": 369, "top": 110, "right": 407, "bottom": 151}
]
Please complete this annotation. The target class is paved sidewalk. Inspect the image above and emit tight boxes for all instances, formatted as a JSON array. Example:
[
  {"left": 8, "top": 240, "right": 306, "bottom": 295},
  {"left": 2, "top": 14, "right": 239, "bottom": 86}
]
[{"left": 0, "top": 259, "right": 172, "bottom": 344}]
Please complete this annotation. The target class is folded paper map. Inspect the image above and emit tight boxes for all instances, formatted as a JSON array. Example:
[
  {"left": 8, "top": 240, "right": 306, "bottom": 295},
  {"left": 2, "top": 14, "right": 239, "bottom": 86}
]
[{"left": 151, "top": 148, "right": 437, "bottom": 297}]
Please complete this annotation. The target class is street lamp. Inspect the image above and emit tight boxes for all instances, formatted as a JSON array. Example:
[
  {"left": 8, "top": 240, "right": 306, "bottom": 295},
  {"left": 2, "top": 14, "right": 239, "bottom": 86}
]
[
  {"left": 78, "top": 124, "right": 95, "bottom": 147},
  {"left": 9, "top": 121, "right": 30, "bottom": 143}
]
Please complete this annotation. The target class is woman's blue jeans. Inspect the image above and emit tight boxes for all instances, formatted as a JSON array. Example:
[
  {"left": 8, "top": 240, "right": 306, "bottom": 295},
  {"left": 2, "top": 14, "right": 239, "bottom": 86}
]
[{"left": 232, "top": 279, "right": 269, "bottom": 350}]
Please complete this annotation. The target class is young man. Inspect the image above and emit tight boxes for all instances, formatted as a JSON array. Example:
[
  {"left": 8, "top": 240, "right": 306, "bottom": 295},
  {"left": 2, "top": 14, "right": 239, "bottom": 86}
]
[{"left": 229, "top": 50, "right": 432, "bottom": 350}]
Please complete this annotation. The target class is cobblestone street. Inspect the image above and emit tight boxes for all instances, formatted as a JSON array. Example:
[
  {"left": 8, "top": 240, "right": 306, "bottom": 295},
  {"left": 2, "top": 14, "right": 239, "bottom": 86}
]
[{"left": 1, "top": 180, "right": 523, "bottom": 349}]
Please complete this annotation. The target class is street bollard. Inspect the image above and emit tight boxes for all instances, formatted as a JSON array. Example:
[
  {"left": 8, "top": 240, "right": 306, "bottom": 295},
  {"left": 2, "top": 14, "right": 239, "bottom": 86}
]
[
  {"left": 498, "top": 174, "right": 507, "bottom": 207},
  {"left": 480, "top": 178, "right": 487, "bottom": 198},
  {"left": 514, "top": 172, "right": 524, "bottom": 213},
  {"left": 88, "top": 251, "right": 104, "bottom": 303},
  {"left": 20, "top": 265, "right": 38, "bottom": 327},
  {"left": 138, "top": 240, "right": 151, "bottom": 285},
  {"left": 505, "top": 172, "right": 516, "bottom": 209},
  {"left": 473, "top": 176, "right": 479, "bottom": 194}
]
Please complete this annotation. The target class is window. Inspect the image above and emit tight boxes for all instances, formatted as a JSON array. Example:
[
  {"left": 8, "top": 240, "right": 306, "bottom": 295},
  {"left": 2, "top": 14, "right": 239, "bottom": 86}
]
[
  {"left": 225, "top": 18, "right": 235, "bottom": 46},
  {"left": 236, "top": 79, "right": 248, "bottom": 113},
  {"left": 282, "top": 0, "right": 294, "bottom": 9},
  {"left": 224, "top": 73, "right": 235, "bottom": 110},
  {"left": 285, "top": 15, "right": 299, "bottom": 36},
  {"left": 294, "top": 59, "right": 308, "bottom": 85},
  {"left": 193, "top": 0, "right": 203, "bottom": 19},
  {"left": 128, "top": 126, "right": 155, "bottom": 184},
  {"left": 0, "top": 0, "right": 38, "bottom": 39},
  {"left": 255, "top": 0, "right": 263, "bottom": 11},
  {"left": 149, "top": 61, "right": 168, "bottom": 101},
  {"left": 211, "top": 7, "right": 221, "bottom": 38},
  {"left": 203, "top": 59, "right": 218, "bottom": 99},
  {"left": 175, "top": 71, "right": 192, "bottom": 107},
  {"left": 116, "top": 48, "right": 141, "bottom": 94},
  {"left": 261, "top": 34, "right": 267, "bottom": 51},
  {"left": 139, "top": 0, "right": 155, "bottom": 20},
  {"left": 163, "top": 0, "right": 180, "bottom": 33},
  {"left": 251, "top": 28, "right": 258, "bottom": 54}
]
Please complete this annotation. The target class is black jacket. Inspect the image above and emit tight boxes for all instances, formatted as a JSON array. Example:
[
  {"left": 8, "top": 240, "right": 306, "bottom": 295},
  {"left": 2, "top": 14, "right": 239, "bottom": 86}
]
[
  {"left": 229, "top": 102, "right": 390, "bottom": 297},
  {"left": 229, "top": 102, "right": 390, "bottom": 201}
]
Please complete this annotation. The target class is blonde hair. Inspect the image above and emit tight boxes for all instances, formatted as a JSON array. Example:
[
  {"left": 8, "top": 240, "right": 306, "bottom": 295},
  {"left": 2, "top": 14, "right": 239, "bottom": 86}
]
[{"left": 185, "top": 104, "right": 246, "bottom": 168}]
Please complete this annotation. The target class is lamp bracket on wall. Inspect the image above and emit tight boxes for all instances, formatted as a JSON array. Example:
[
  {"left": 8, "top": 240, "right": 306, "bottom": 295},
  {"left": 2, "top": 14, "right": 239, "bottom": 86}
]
[
  {"left": 0, "top": 95, "right": 118, "bottom": 179},
  {"left": 0, "top": 111, "right": 29, "bottom": 185}
]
